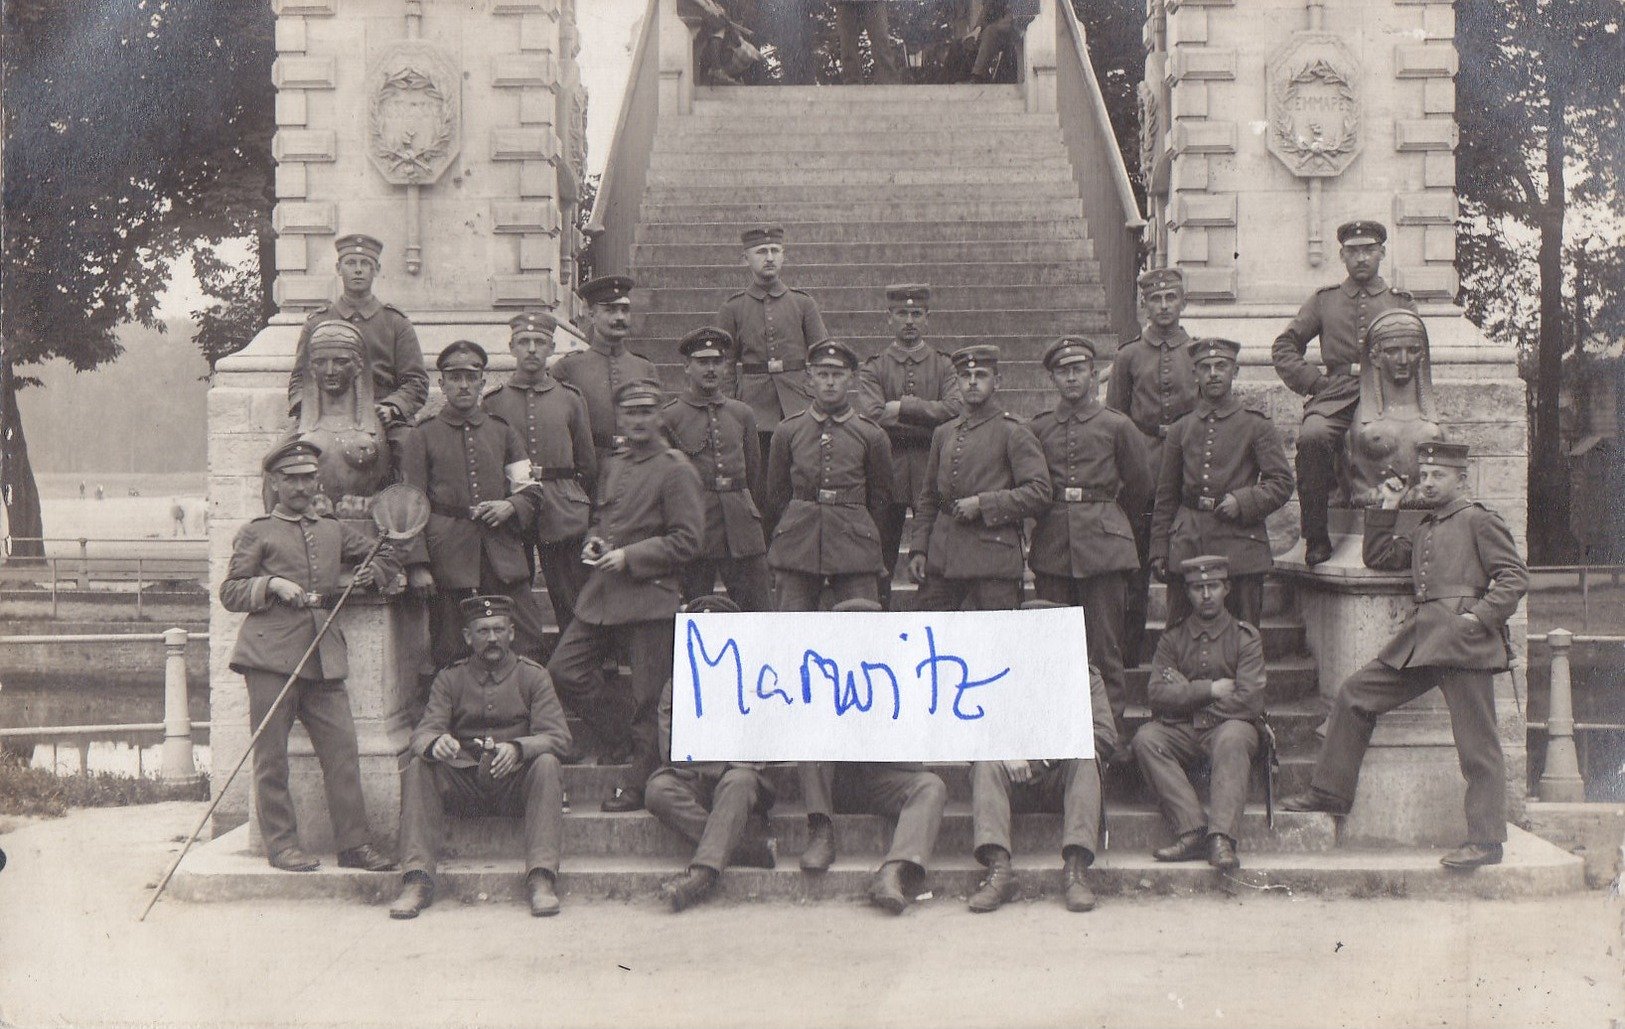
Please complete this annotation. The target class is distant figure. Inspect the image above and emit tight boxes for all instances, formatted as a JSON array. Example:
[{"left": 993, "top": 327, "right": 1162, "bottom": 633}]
[
  {"left": 79, "top": 481, "right": 86, "bottom": 499},
  {"left": 95, "top": 484, "right": 105, "bottom": 501},
  {"left": 170, "top": 501, "right": 187, "bottom": 537},
  {"left": 128, "top": 488, "right": 141, "bottom": 497}
]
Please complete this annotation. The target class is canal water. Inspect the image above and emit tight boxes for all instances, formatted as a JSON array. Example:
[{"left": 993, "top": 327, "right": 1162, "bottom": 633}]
[{"left": 0, "top": 679, "right": 210, "bottom": 778}]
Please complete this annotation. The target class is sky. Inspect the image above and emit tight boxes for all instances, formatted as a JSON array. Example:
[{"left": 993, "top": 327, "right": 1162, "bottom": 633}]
[{"left": 577, "top": 0, "right": 646, "bottom": 177}]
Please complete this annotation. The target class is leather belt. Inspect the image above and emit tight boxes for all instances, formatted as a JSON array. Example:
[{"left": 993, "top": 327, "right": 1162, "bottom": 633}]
[
  {"left": 1182, "top": 495, "right": 1223, "bottom": 512},
  {"left": 430, "top": 501, "right": 478, "bottom": 520},
  {"left": 1415, "top": 585, "right": 1485, "bottom": 603},
  {"left": 1325, "top": 363, "right": 1359, "bottom": 377},
  {"left": 298, "top": 592, "right": 340, "bottom": 609},
  {"left": 535, "top": 467, "right": 577, "bottom": 481},
  {"left": 741, "top": 359, "right": 806, "bottom": 374},
  {"left": 1054, "top": 485, "right": 1117, "bottom": 503},
  {"left": 1137, "top": 423, "right": 1170, "bottom": 439},
  {"left": 886, "top": 435, "right": 931, "bottom": 450},
  {"left": 706, "top": 476, "right": 744, "bottom": 492},
  {"left": 796, "top": 486, "right": 866, "bottom": 504}
]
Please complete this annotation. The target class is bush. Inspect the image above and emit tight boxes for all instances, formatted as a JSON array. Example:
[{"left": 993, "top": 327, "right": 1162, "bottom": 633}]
[{"left": 0, "top": 753, "right": 209, "bottom": 818}]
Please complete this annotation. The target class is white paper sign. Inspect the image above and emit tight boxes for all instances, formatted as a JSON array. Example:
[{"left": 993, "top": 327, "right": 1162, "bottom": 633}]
[{"left": 670, "top": 607, "right": 1094, "bottom": 762}]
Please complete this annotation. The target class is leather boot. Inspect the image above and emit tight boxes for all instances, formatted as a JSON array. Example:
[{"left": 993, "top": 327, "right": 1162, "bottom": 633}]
[
  {"left": 1207, "top": 833, "right": 1240, "bottom": 871},
  {"left": 730, "top": 817, "right": 777, "bottom": 869},
  {"left": 800, "top": 816, "right": 836, "bottom": 872},
  {"left": 600, "top": 786, "right": 643, "bottom": 813},
  {"left": 269, "top": 847, "right": 319, "bottom": 872},
  {"left": 1152, "top": 829, "right": 1208, "bottom": 862},
  {"left": 967, "top": 847, "right": 1020, "bottom": 913},
  {"left": 338, "top": 843, "right": 398, "bottom": 872},
  {"left": 389, "top": 874, "right": 434, "bottom": 919},
  {"left": 661, "top": 865, "right": 720, "bottom": 912},
  {"left": 527, "top": 870, "right": 561, "bottom": 917},
  {"left": 1279, "top": 788, "right": 1351, "bottom": 815},
  {"left": 1062, "top": 850, "right": 1096, "bottom": 912},
  {"left": 867, "top": 860, "right": 911, "bottom": 914},
  {"left": 1440, "top": 842, "right": 1502, "bottom": 869}
]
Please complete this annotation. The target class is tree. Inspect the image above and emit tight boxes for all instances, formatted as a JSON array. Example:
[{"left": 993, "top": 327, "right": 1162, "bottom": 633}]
[{"left": 1, "top": 1, "right": 275, "bottom": 559}]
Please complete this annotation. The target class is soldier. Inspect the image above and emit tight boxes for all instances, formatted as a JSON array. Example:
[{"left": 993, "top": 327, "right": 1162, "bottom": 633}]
[
  {"left": 287, "top": 234, "right": 429, "bottom": 470},
  {"left": 547, "top": 379, "right": 704, "bottom": 813},
  {"left": 220, "top": 439, "right": 397, "bottom": 874},
  {"left": 1028, "top": 336, "right": 1151, "bottom": 727},
  {"left": 857, "top": 283, "right": 962, "bottom": 609},
  {"left": 763, "top": 339, "right": 893, "bottom": 611},
  {"left": 1106, "top": 267, "right": 1197, "bottom": 663},
  {"left": 716, "top": 224, "right": 830, "bottom": 459},
  {"left": 1131, "top": 555, "right": 1265, "bottom": 872},
  {"left": 400, "top": 341, "right": 550, "bottom": 670},
  {"left": 662, "top": 326, "right": 773, "bottom": 612},
  {"left": 482, "top": 310, "right": 597, "bottom": 634},
  {"left": 1282, "top": 442, "right": 1529, "bottom": 869},
  {"left": 967, "top": 643, "right": 1116, "bottom": 913},
  {"left": 1273, "top": 220, "right": 1418, "bottom": 566},
  {"left": 554, "top": 275, "right": 661, "bottom": 468},
  {"left": 908, "top": 344, "right": 1050, "bottom": 611},
  {"left": 390, "top": 595, "right": 571, "bottom": 919},
  {"left": 1150, "top": 338, "right": 1295, "bottom": 629}
]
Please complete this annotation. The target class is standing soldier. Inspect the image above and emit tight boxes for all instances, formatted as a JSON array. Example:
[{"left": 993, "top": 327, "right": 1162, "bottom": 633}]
[
  {"left": 716, "top": 224, "right": 830, "bottom": 459},
  {"left": 1273, "top": 220, "right": 1418, "bottom": 566},
  {"left": 857, "top": 283, "right": 962, "bottom": 609},
  {"left": 400, "top": 341, "right": 550, "bottom": 670},
  {"left": 908, "top": 345, "right": 1050, "bottom": 612},
  {"left": 1028, "top": 336, "right": 1152, "bottom": 728},
  {"left": 1131, "top": 555, "right": 1265, "bottom": 871},
  {"left": 482, "top": 310, "right": 597, "bottom": 634},
  {"left": 555, "top": 276, "right": 660, "bottom": 468},
  {"left": 1150, "top": 338, "right": 1295, "bottom": 629},
  {"left": 662, "top": 327, "right": 773, "bottom": 612},
  {"left": 1106, "top": 267, "right": 1197, "bottom": 663},
  {"left": 1282, "top": 442, "right": 1529, "bottom": 869},
  {"left": 221, "top": 439, "right": 398, "bottom": 874},
  {"left": 288, "top": 234, "right": 429, "bottom": 471},
  {"left": 547, "top": 379, "right": 704, "bottom": 813}
]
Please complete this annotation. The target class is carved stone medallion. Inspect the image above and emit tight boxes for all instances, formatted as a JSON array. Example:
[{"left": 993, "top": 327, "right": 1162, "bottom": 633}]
[
  {"left": 366, "top": 40, "right": 461, "bottom": 185},
  {"left": 1266, "top": 33, "right": 1362, "bottom": 178}
]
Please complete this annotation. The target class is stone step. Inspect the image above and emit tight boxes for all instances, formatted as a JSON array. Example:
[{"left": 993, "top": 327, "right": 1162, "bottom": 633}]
[
  {"left": 633, "top": 219, "right": 1092, "bottom": 245},
  {"left": 633, "top": 308, "right": 1109, "bottom": 338},
  {"left": 633, "top": 261, "right": 1100, "bottom": 289},
  {"left": 638, "top": 198, "right": 1087, "bottom": 223},
  {"left": 665, "top": 112, "right": 1059, "bottom": 135},
  {"left": 631, "top": 238, "right": 1097, "bottom": 266},
  {"left": 642, "top": 180, "right": 1082, "bottom": 203},
  {"left": 692, "top": 83, "right": 1026, "bottom": 103},
  {"left": 646, "top": 162, "right": 1074, "bottom": 186},
  {"left": 654, "top": 127, "right": 1064, "bottom": 152},
  {"left": 632, "top": 284, "right": 1107, "bottom": 314},
  {"left": 649, "top": 147, "right": 1070, "bottom": 170}
]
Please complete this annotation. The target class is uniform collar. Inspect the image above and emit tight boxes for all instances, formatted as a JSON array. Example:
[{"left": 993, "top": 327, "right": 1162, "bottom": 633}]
[
  {"left": 1340, "top": 276, "right": 1390, "bottom": 299},
  {"left": 810, "top": 404, "right": 854, "bottom": 424},
  {"left": 1143, "top": 325, "right": 1190, "bottom": 349},
  {"left": 270, "top": 507, "right": 320, "bottom": 524},
  {"left": 679, "top": 387, "right": 727, "bottom": 408},
  {"left": 1053, "top": 396, "right": 1102, "bottom": 422},
  {"left": 747, "top": 279, "right": 789, "bottom": 300},
  {"left": 473, "top": 652, "right": 519, "bottom": 683},
  {"left": 959, "top": 404, "right": 1003, "bottom": 428},
  {"left": 1182, "top": 608, "right": 1235, "bottom": 641},
  {"left": 1424, "top": 495, "right": 1474, "bottom": 522},
  {"left": 333, "top": 293, "right": 382, "bottom": 319},
  {"left": 589, "top": 340, "right": 627, "bottom": 359},
  {"left": 619, "top": 441, "right": 667, "bottom": 463},
  {"left": 1194, "top": 395, "right": 1242, "bottom": 419},
  {"left": 887, "top": 341, "right": 930, "bottom": 363},
  {"left": 437, "top": 404, "right": 488, "bottom": 428},
  {"left": 505, "top": 372, "right": 556, "bottom": 394}
]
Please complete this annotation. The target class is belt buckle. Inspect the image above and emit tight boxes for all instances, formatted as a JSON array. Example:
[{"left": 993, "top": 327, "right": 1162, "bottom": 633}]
[
  {"left": 1063, "top": 487, "right": 1083, "bottom": 503},
  {"left": 1415, "top": 588, "right": 1427, "bottom": 601},
  {"left": 612, "top": 434, "right": 628, "bottom": 449},
  {"left": 1197, "top": 496, "right": 1217, "bottom": 512},
  {"left": 817, "top": 488, "right": 837, "bottom": 503},
  {"left": 303, "top": 592, "right": 324, "bottom": 608},
  {"left": 1157, "top": 425, "right": 1169, "bottom": 439},
  {"left": 767, "top": 358, "right": 785, "bottom": 374},
  {"left": 715, "top": 476, "right": 734, "bottom": 490}
]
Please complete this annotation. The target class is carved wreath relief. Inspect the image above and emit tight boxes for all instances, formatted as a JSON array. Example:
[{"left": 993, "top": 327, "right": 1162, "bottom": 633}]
[
  {"left": 1266, "top": 34, "right": 1362, "bottom": 178},
  {"left": 366, "top": 41, "right": 461, "bottom": 185}
]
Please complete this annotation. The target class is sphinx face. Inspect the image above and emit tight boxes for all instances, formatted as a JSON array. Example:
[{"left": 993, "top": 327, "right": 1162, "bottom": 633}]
[
  {"left": 1372, "top": 336, "right": 1423, "bottom": 387},
  {"left": 313, "top": 354, "right": 362, "bottom": 397}
]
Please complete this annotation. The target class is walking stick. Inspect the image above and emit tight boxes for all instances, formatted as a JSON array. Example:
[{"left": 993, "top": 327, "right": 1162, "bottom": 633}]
[{"left": 140, "top": 485, "right": 429, "bottom": 921}]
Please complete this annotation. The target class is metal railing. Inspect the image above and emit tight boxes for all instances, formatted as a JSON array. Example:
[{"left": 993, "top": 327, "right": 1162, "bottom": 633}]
[
  {"left": 1527, "top": 563, "right": 1625, "bottom": 633},
  {"left": 1, "top": 536, "right": 208, "bottom": 618},
  {"left": 1529, "top": 629, "right": 1625, "bottom": 802}
]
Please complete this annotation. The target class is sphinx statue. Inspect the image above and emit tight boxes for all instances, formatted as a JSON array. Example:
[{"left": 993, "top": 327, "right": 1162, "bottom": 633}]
[
  {"left": 1347, "top": 308, "right": 1444, "bottom": 509},
  {"left": 291, "top": 320, "right": 390, "bottom": 516}
]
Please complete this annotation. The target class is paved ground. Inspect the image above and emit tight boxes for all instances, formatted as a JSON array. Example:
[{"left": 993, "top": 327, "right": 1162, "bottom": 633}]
[{"left": 2, "top": 803, "right": 1622, "bottom": 1028}]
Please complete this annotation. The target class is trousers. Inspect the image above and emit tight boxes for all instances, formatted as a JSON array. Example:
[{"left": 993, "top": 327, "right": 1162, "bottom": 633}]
[
  {"left": 645, "top": 765, "right": 774, "bottom": 872},
  {"left": 1034, "top": 571, "right": 1130, "bottom": 729},
  {"left": 1296, "top": 405, "right": 1356, "bottom": 545},
  {"left": 429, "top": 551, "right": 551, "bottom": 669},
  {"left": 532, "top": 535, "right": 588, "bottom": 634},
  {"left": 875, "top": 502, "right": 910, "bottom": 610},
  {"left": 398, "top": 752, "right": 564, "bottom": 881},
  {"left": 775, "top": 570, "right": 878, "bottom": 612},
  {"left": 913, "top": 576, "right": 1021, "bottom": 612},
  {"left": 1131, "top": 719, "right": 1259, "bottom": 841},
  {"left": 244, "top": 670, "right": 370, "bottom": 857},
  {"left": 681, "top": 554, "right": 774, "bottom": 612},
  {"left": 970, "top": 758, "right": 1102, "bottom": 862},
  {"left": 799, "top": 762, "right": 946, "bottom": 869},
  {"left": 547, "top": 617, "right": 674, "bottom": 794}
]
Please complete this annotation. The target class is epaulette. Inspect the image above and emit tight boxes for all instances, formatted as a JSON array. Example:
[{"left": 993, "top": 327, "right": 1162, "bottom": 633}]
[
  {"left": 557, "top": 379, "right": 584, "bottom": 397},
  {"left": 1001, "top": 412, "right": 1023, "bottom": 423},
  {"left": 725, "top": 288, "right": 750, "bottom": 301},
  {"left": 1315, "top": 283, "right": 1340, "bottom": 294},
  {"left": 853, "top": 412, "right": 882, "bottom": 429},
  {"left": 1236, "top": 620, "right": 1263, "bottom": 639},
  {"left": 1391, "top": 287, "right": 1414, "bottom": 300},
  {"left": 487, "top": 410, "right": 513, "bottom": 428},
  {"left": 660, "top": 396, "right": 681, "bottom": 410},
  {"left": 382, "top": 302, "right": 409, "bottom": 316},
  {"left": 515, "top": 654, "right": 545, "bottom": 671},
  {"left": 446, "top": 656, "right": 471, "bottom": 669},
  {"left": 788, "top": 286, "right": 814, "bottom": 298},
  {"left": 780, "top": 408, "right": 813, "bottom": 424},
  {"left": 1031, "top": 409, "right": 1056, "bottom": 422},
  {"left": 1244, "top": 403, "right": 1271, "bottom": 418},
  {"left": 246, "top": 513, "right": 274, "bottom": 523},
  {"left": 303, "top": 305, "right": 337, "bottom": 321},
  {"left": 482, "top": 382, "right": 505, "bottom": 399}
]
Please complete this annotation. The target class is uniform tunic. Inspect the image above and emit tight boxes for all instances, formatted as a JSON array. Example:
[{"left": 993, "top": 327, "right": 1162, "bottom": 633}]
[
  {"left": 552, "top": 342, "right": 661, "bottom": 461},
  {"left": 482, "top": 376, "right": 597, "bottom": 544},
  {"left": 288, "top": 294, "right": 429, "bottom": 422},
  {"left": 716, "top": 281, "right": 829, "bottom": 429},
  {"left": 763, "top": 407, "right": 893, "bottom": 576},
  {"left": 857, "top": 343, "right": 962, "bottom": 504},
  {"left": 661, "top": 392, "right": 767, "bottom": 560},
  {"left": 1104, "top": 325, "right": 1196, "bottom": 445},
  {"left": 1271, "top": 276, "right": 1418, "bottom": 421}
]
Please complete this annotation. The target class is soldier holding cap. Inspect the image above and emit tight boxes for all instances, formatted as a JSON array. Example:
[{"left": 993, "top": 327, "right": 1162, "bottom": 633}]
[
  {"left": 1107, "top": 266, "right": 1198, "bottom": 662},
  {"left": 1027, "top": 335, "right": 1152, "bottom": 727},
  {"left": 288, "top": 234, "right": 429, "bottom": 472},
  {"left": 662, "top": 326, "right": 773, "bottom": 612},
  {"left": 1131, "top": 554, "right": 1266, "bottom": 871},
  {"left": 391, "top": 594, "right": 572, "bottom": 919},
  {"left": 716, "top": 225, "right": 831, "bottom": 458},
  {"left": 555, "top": 275, "right": 661, "bottom": 468},
  {"left": 1150, "top": 338, "right": 1294, "bottom": 628},
  {"left": 400, "top": 341, "right": 551, "bottom": 670},
  {"left": 763, "top": 339, "right": 894, "bottom": 611},
  {"left": 1282, "top": 441, "right": 1529, "bottom": 869},
  {"left": 547, "top": 378, "right": 704, "bottom": 813},
  {"left": 483, "top": 310, "right": 597, "bottom": 633},
  {"left": 857, "top": 283, "right": 963, "bottom": 609},
  {"left": 1273, "top": 220, "right": 1419, "bottom": 566},
  {"left": 908, "top": 344, "right": 1050, "bottom": 611},
  {"left": 221, "top": 439, "right": 399, "bottom": 875}
]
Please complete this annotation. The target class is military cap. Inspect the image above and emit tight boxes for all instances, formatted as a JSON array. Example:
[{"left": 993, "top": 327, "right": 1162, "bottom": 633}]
[
  {"left": 952, "top": 344, "right": 1001, "bottom": 371},
  {"left": 307, "top": 319, "right": 364, "bottom": 355},
  {"left": 684, "top": 594, "right": 743, "bottom": 614},
  {"left": 1337, "top": 220, "right": 1388, "bottom": 246},
  {"left": 885, "top": 283, "right": 932, "bottom": 308},
  {"left": 509, "top": 310, "right": 557, "bottom": 340},
  {"left": 614, "top": 378, "right": 665, "bottom": 408},
  {"left": 1042, "top": 335, "right": 1099, "bottom": 371},
  {"left": 1365, "top": 308, "right": 1428, "bottom": 347},
  {"left": 1180, "top": 554, "right": 1230, "bottom": 582},
  {"left": 335, "top": 233, "right": 384, "bottom": 262},
  {"left": 578, "top": 275, "right": 635, "bottom": 306},
  {"left": 807, "top": 339, "right": 859, "bottom": 370},
  {"left": 459, "top": 594, "right": 514, "bottom": 623},
  {"left": 740, "top": 225, "right": 786, "bottom": 248},
  {"left": 831, "top": 597, "right": 883, "bottom": 613},
  {"left": 678, "top": 326, "right": 735, "bottom": 360},
  {"left": 262, "top": 438, "right": 322, "bottom": 475},
  {"left": 1137, "top": 267, "right": 1185, "bottom": 293},
  {"left": 1415, "top": 440, "right": 1470, "bottom": 469},
  {"left": 436, "top": 339, "right": 489, "bottom": 370},
  {"left": 1188, "top": 337, "right": 1242, "bottom": 362}
]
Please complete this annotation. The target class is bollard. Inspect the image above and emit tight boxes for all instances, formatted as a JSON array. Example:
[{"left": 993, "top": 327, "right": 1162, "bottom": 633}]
[
  {"left": 1537, "top": 628, "right": 1586, "bottom": 803},
  {"left": 77, "top": 537, "right": 90, "bottom": 590},
  {"left": 160, "top": 627, "right": 198, "bottom": 782}
]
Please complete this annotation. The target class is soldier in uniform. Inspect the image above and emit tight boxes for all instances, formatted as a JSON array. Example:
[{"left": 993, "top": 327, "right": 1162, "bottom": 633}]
[
  {"left": 857, "top": 283, "right": 962, "bottom": 609},
  {"left": 390, "top": 595, "right": 571, "bottom": 919},
  {"left": 400, "top": 341, "right": 550, "bottom": 670},
  {"left": 967, "top": 646, "right": 1117, "bottom": 913},
  {"left": 716, "top": 225, "right": 830, "bottom": 459},
  {"left": 554, "top": 275, "right": 661, "bottom": 468},
  {"left": 662, "top": 326, "right": 773, "bottom": 612},
  {"left": 1282, "top": 441, "right": 1529, "bottom": 869},
  {"left": 482, "top": 310, "right": 597, "bottom": 634},
  {"left": 1106, "top": 267, "right": 1197, "bottom": 663},
  {"left": 287, "top": 234, "right": 429, "bottom": 472},
  {"left": 1131, "top": 555, "right": 1265, "bottom": 871},
  {"left": 1150, "top": 338, "right": 1295, "bottom": 629},
  {"left": 220, "top": 439, "right": 397, "bottom": 874},
  {"left": 1273, "top": 220, "right": 1419, "bottom": 566},
  {"left": 763, "top": 339, "right": 893, "bottom": 611},
  {"left": 908, "top": 344, "right": 1050, "bottom": 612},
  {"left": 547, "top": 379, "right": 704, "bottom": 813},
  {"left": 1028, "top": 336, "right": 1151, "bottom": 728}
]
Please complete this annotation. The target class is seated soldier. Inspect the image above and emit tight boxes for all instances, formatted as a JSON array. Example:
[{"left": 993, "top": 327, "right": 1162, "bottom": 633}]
[
  {"left": 1130, "top": 555, "right": 1265, "bottom": 871},
  {"left": 391, "top": 595, "right": 571, "bottom": 919}
]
